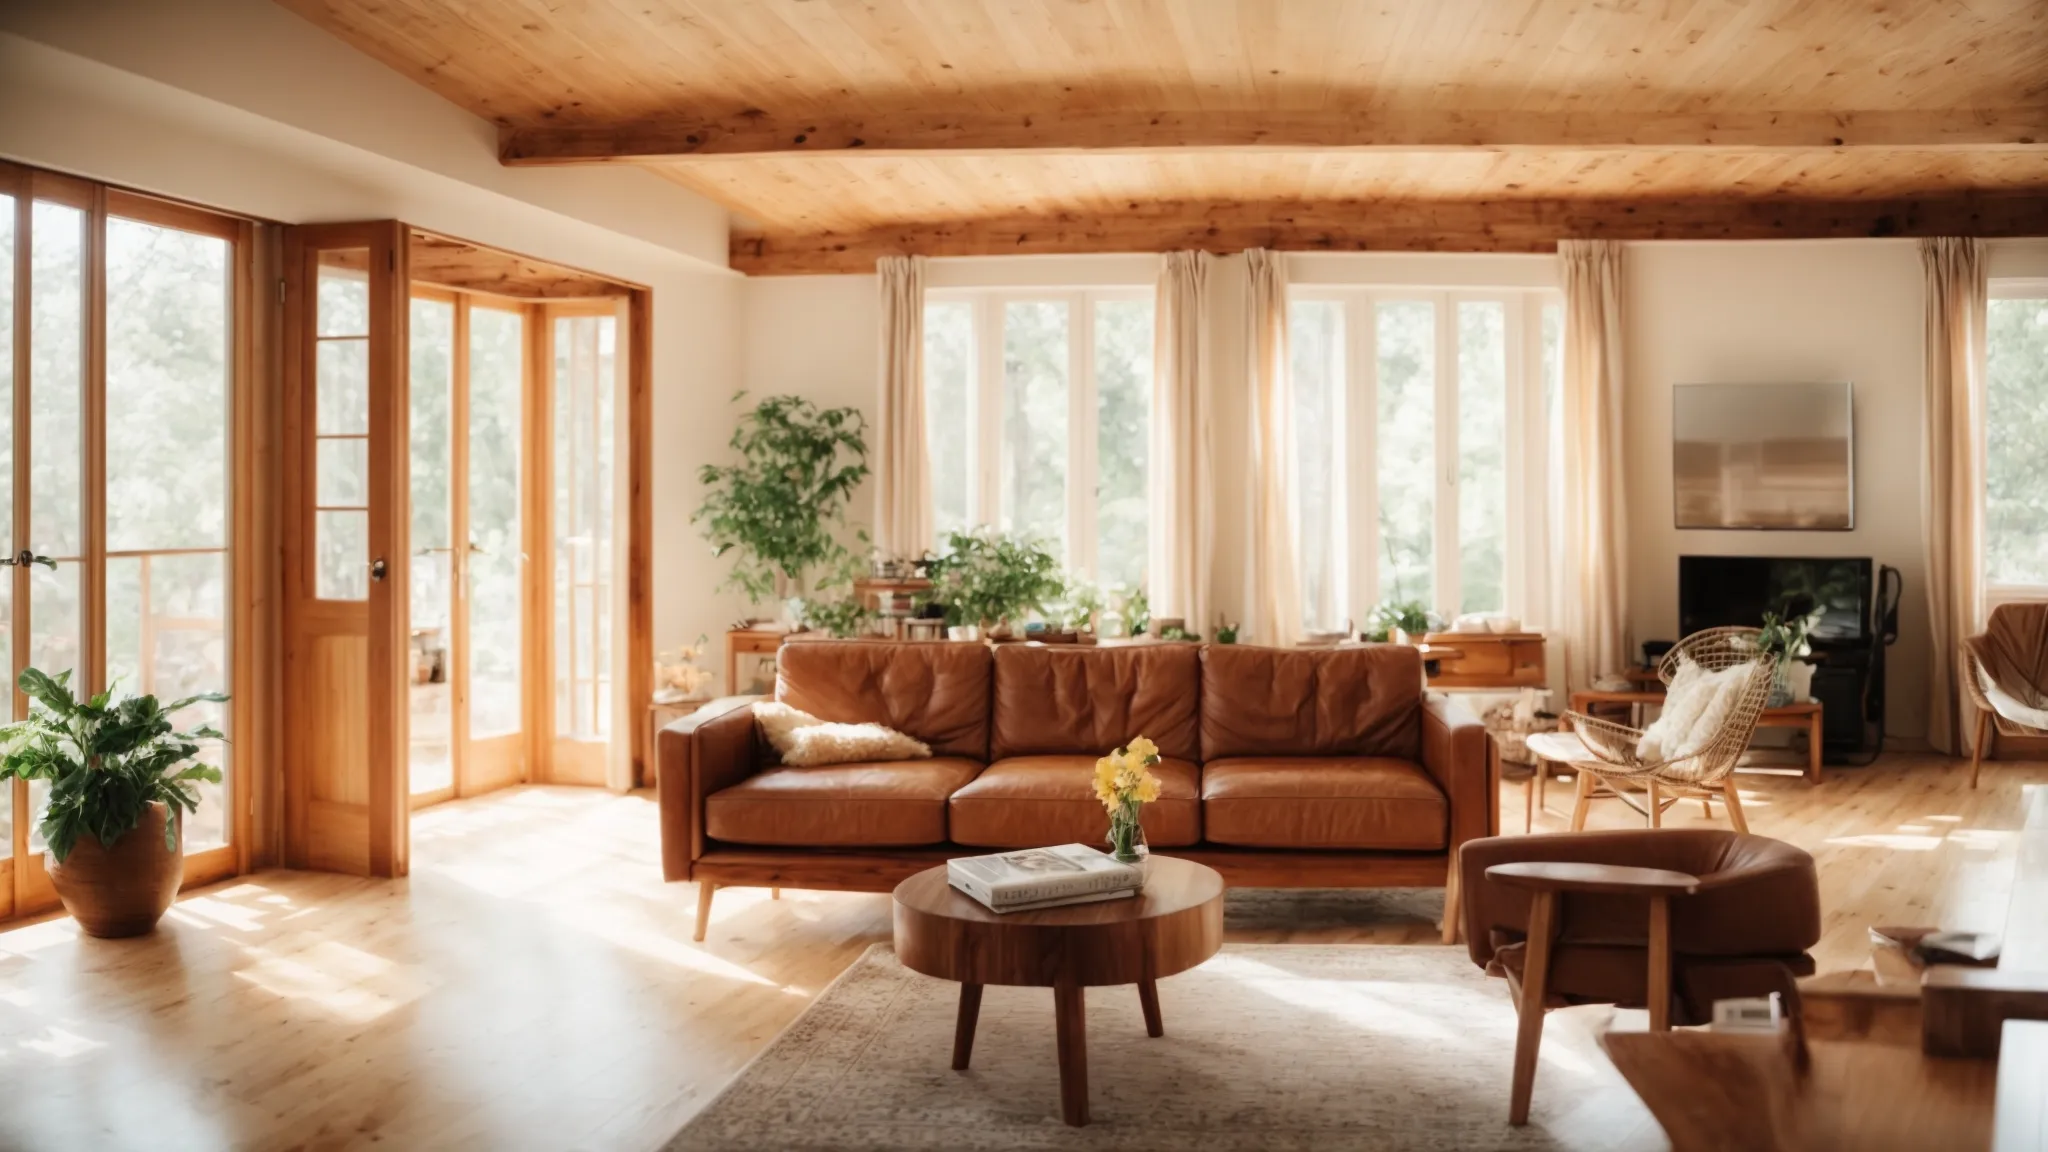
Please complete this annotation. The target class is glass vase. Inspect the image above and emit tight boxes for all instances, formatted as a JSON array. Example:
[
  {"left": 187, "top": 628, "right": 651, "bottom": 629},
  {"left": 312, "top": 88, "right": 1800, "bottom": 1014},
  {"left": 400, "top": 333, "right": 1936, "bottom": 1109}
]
[{"left": 1106, "top": 806, "right": 1150, "bottom": 883}]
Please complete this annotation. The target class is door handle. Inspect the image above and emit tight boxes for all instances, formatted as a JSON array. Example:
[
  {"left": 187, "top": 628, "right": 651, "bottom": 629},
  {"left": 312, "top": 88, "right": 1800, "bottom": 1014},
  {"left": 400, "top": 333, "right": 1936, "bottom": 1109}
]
[{"left": 370, "top": 557, "right": 389, "bottom": 582}]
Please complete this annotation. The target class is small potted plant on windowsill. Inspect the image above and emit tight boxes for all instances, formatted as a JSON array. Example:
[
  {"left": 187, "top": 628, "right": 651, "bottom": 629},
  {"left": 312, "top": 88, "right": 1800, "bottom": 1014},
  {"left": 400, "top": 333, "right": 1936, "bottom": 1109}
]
[
  {"left": 1365, "top": 600, "right": 1441, "bottom": 645},
  {"left": 920, "top": 528, "right": 1064, "bottom": 641},
  {"left": 0, "top": 668, "right": 226, "bottom": 938}
]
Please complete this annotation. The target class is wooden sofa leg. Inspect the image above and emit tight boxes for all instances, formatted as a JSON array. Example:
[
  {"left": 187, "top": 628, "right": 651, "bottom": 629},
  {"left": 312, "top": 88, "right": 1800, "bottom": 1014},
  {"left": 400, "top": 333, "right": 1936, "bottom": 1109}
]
[
  {"left": 1441, "top": 850, "right": 1462, "bottom": 945},
  {"left": 772, "top": 886, "right": 782, "bottom": 900},
  {"left": 694, "top": 881, "right": 717, "bottom": 942},
  {"left": 1509, "top": 890, "right": 1557, "bottom": 1125},
  {"left": 1970, "top": 710, "right": 1990, "bottom": 790}
]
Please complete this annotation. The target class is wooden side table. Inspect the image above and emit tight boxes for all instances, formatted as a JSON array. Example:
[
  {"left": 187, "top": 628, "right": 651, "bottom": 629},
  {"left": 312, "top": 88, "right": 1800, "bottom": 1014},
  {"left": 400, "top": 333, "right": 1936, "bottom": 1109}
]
[
  {"left": 1566, "top": 689, "right": 1826, "bottom": 784},
  {"left": 891, "top": 857, "right": 1225, "bottom": 1127},
  {"left": 724, "top": 627, "right": 785, "bottom": 695}
]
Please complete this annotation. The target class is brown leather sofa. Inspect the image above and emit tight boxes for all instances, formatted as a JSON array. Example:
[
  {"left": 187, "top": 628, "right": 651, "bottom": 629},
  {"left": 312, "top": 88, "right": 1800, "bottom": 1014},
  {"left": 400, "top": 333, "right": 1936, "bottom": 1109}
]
[{"left": 661, "top": 639, "right": 1493, "bottom": 939}]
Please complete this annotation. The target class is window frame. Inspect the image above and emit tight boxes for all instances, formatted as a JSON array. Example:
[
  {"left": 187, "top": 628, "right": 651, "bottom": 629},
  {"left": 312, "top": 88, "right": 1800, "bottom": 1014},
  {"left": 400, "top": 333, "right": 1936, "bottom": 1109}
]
[
  {"left": 1286, "top": 286, "right": 1561, "bottom": 625},
  {"left": 1984, "top": 277, "right": 2048, "bottom": 606},
  {"left": 924, "top": 285, "right": 1153, "bottom": 583}
]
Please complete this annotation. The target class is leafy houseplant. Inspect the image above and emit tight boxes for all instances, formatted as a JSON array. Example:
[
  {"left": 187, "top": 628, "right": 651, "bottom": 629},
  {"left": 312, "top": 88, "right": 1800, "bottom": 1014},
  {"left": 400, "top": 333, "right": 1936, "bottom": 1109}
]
[
  {"left": 1758, "top": 608, "right": 1822, "bottom": 705},
  {"left": 921, "top": 528, "right": 1064, "bottom": 635},
  {"left": 0, "top": 668, "right": 226, "bottom": 937},
  {"left": 1365, "top": 600, "right": 1440, "bottom": 643},
  {"left": 693, "top": 394, "right": 870, "bottom": 610}
]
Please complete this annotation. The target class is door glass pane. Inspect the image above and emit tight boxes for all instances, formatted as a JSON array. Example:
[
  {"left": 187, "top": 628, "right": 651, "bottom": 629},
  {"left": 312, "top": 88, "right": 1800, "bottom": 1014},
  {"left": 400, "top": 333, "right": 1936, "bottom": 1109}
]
[
  {"left": 0, "top": 193, "right": 11, "bottom": 856},
  {"left": 999, "top": 300, "right": 1068, "bottom": 559},
  {"left": 923, "top": 300, "right": 974, "bottom": 548},
  {"left": 31, "top": 202, "right": 84, "bottom": 564},
  {"left": 1290, "top": 300, "right": 1346, "bottom": 632},
  {"left": 104, "top": 215, "right": 235, "bottom": 853},
  {"left": 553, "top": 313, "right": 613, "bottom": 742},
  {"left": 106, "top": 218, "right": 229, "bottom": 552},
  {"left": 1376, "top": 300, "right": 1435, "bottom": 608},
  {"left": 1093, "top": 298, "right": 1152, "bottom": 590},
  {"left": 106, "top": 553, "right": 228, "bottom": 850},
  {"left": 468, "top": 307, "right": 522, "bottom": 739},
  {"left": 314, "top": 250, "right": 371, "bottom": 601},
  {"left": 1987, "top": 297, "right": 2048, "bottom": 585},
  {"left": 26, "top": 563, "right": 80, "bottom": 853},
  {"left": 410, "top": 296, "right": 455, "bottom": 794},
  {"left": 316, "top": 510, "right": 368, "bottom": 600},
  {"left": 1457, "top": 301, "right": 1507, "bottom": 613}
]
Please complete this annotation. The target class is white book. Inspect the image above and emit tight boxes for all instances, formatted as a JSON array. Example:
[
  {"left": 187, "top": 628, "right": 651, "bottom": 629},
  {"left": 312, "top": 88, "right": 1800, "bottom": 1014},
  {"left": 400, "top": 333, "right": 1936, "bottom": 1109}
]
[
  {"left": 946, "top": 843, "right": 1141, "bottom": 908},
  {"left": 950, "top": 886, "right": 1138, "bottom": 914}
]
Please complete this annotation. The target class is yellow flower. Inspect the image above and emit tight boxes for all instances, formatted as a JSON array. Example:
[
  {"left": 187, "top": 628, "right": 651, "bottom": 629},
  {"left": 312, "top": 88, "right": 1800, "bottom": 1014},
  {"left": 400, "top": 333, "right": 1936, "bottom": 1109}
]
[
  {"left": 1134, "top": 773, "right": 1162, "bottom": 804},
  {"left": 1093, "top": 755, "right": 1121, "bottom": 807},
  {"left": 1125, "top": 735, "right": 1160, "bottom": 765}
]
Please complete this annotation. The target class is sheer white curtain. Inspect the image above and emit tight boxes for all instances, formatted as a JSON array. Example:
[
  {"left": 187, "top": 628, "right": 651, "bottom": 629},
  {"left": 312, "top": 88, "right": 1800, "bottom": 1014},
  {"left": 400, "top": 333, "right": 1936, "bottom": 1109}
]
[
  {"left": 1244, "top": 249, "right": 1302, "bottom": 647},
  {"left": 1150, "top": 251, "right": 1213, "bottom": 634},
  {"left": 875, "top": 255, "right": 930, "bottom": 558},
  {"left": 1920, "top": 237, "right": 1988, "bottom": 754},
  {"left": 1557, "top": 240, "right": 1630, "bottom": 688}
]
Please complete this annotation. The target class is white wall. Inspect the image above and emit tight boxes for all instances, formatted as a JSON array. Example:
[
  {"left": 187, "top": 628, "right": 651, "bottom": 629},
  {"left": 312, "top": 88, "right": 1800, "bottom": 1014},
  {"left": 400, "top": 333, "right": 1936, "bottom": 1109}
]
[{"left": 1624, "top": 240, "right": 1929, "bottom": 736}]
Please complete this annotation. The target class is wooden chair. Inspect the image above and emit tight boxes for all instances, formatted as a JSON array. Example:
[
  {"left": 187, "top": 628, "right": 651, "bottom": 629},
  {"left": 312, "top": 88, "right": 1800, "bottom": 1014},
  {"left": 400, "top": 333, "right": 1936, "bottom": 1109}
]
[
  {"left": 1961, "top": 601, "right": 2048, "bottom": 789},
  {"left": 1525, "top": 627, "right": 1777, "bottom": 833}
]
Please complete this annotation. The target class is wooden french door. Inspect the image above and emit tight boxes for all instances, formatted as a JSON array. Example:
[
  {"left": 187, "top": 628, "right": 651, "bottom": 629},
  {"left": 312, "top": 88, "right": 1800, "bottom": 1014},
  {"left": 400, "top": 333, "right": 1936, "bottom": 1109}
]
[
  {"left": 1, "top": 161, "right": 250, "bottom": 918},
  {"left": 282, "top": 222, "right": 409, "bottom": 877},
  {"left": 406, "top": 288, "right": 529, "bottom": 806}
]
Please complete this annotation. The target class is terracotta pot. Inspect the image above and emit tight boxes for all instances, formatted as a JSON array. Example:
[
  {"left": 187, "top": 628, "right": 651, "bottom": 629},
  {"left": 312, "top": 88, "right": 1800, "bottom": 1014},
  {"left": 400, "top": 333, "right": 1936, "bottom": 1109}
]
[{"left": 46, "top": 801, "right": 183, "bottom": 938}]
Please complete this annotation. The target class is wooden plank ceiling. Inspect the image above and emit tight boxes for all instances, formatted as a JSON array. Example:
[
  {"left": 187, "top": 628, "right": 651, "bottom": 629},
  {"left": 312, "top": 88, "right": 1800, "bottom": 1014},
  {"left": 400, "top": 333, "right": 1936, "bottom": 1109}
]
[{"left": 278, "top": 0, "right": 2048, "bottom": 274}]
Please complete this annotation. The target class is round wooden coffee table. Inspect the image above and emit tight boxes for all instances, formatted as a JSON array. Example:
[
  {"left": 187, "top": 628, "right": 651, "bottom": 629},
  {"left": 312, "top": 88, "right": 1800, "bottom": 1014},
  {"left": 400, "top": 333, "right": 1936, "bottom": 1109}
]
[{"left": 891, "top": 856, "right": 1225, "bottom": 1127}]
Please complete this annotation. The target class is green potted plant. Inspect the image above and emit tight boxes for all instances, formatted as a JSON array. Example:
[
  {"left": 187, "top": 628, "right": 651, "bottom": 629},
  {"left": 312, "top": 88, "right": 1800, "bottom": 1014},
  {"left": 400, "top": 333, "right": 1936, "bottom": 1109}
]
[
  {"left": 921, "top": 528, "right": 1064, "bottom": 639},
  {"left": 1365, "top": 600, "right": 1440, "bottom": 644},
  {"left": 0, "top": 668, "right": 226, "bottom": 937},
  {"left": 1758, "top": 607, "right": 1822, "bottom": 706},
  {"left": 694, "top": 394, "right": 869, "bottom": 625}
]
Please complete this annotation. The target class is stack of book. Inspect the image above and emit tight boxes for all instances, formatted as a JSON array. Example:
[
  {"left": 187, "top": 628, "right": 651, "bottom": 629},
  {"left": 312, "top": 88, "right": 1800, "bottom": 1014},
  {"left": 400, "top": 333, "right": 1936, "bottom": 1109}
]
[{"left": 947, "top": 844, "right": 1143, "bottom": 913}]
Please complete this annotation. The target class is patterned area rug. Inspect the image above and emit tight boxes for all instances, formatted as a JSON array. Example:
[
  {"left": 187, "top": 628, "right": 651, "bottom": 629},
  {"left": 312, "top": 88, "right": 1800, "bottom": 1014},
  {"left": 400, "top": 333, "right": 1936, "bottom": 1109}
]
[{"left": 667, "top": 932, "right": 1663, "bottom": 1151}]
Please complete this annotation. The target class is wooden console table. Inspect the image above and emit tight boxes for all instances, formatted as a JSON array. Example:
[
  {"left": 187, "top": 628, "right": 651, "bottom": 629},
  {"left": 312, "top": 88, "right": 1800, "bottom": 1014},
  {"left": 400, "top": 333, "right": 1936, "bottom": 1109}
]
[{"left": 1567, "top": 689, "right": 1825, "bottom": 784}]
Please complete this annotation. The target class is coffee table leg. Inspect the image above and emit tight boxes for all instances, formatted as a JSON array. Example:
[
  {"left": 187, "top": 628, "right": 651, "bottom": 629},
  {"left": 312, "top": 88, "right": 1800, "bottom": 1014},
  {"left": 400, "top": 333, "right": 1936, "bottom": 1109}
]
[
  {"left": 952, "top": 983, "right": 983, "bottom": 1071},
  {"left": 1137, "top": 979, "right": 1163, "bottom": 1037},
  {"left": 1054, "top": 982, "right": 1089, "bottom": 1126}
]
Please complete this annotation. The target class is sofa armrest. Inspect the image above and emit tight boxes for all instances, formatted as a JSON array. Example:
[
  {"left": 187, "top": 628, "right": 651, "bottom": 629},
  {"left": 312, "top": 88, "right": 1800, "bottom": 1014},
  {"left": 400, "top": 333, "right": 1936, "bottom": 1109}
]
[
  {"left": 1421, "top": 692, "right": 1493, "bottom": 851},
  {"left": 656, "top": 697, "right": 760, "bottom": 882}
]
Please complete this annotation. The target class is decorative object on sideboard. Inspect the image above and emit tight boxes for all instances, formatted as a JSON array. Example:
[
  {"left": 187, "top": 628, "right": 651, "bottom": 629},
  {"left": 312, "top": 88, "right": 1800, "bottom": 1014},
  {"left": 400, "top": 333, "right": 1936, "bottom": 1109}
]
[
  {"left": 0, "top": 668, "right": 228, "bottom": 937},
  {"left": 1213, "top": 617, "right": 1240, "bottom": 644},
  {"left": 693, "top": 393, "right": 870, "bottom": 622},
  {"left": 654, "top": 634, "right": 716, "bottom": 703},
  {"left": 1365, "top": 599, "right": 1441, "bottom": 645},
  {"left": 1756, "top": 606, "right": 1822, "bottom": 706},
  {"left": 918, "top": 527, "right": 1064, "bottom": 638}
]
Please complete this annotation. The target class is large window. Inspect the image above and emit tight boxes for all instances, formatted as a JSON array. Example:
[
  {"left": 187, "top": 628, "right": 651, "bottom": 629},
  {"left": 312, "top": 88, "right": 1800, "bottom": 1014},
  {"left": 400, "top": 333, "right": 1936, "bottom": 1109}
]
[
  {"left": 1288, "top": 290, "right": 1560, "bottom": 632},
  {"left": 1987, "top": 284, "right": 2048, "bottom": 593},
  {"left": 923, "top": 290, "right": 1154, "bottom": 585}
]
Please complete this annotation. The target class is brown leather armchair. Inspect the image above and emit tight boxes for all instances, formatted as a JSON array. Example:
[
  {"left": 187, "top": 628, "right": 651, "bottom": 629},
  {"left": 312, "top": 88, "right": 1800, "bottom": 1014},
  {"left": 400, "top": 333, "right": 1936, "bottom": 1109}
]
[{"left": 1458, "top": 829, "right": 1821, "bottom": 1124}]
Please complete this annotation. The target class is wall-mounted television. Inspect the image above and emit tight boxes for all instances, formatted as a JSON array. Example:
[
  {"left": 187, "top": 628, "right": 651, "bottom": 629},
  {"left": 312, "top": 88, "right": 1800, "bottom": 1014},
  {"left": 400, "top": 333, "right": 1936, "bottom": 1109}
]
[
  {"left": 1673, "top": 382, "right": 1853, "bottom": 530},
  {"left": 1678, "top": 555, "right": 1872, "bottom": 646}
]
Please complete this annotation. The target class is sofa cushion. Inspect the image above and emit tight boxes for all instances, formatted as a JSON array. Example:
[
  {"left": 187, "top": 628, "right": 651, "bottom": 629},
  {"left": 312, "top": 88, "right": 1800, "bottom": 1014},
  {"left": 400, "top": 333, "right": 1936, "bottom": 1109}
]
[
  {"left": 776, "top": 640, "right": 991, "bottom": 759},
  {"left": 991, "top": 643, "right": 1201, "bottom": 761},
  {"left": 705, "top": 757, "right": 982, "bottom": 847},
  {"left": 948, "top": 755, "right": 1202, "bottom": 849},
  {"left": 1201, "top": 757, "right": 1447, "bottom": 850},
  {"left": 1200, "top": 645, "right": 1422, "bottom": 761}
]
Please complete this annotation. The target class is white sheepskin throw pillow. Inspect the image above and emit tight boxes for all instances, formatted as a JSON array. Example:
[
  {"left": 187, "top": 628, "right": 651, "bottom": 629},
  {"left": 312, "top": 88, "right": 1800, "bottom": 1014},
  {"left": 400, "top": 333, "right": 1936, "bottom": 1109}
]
[
  {"left": 753, "top": 700, "right": 932, "bottom": 767},
  {"left": 1670, "top": 662, "right": 1759, "bottom": 762},
  {"left": 1636, "top": 657, "right": 1709, "bottom": 762}
]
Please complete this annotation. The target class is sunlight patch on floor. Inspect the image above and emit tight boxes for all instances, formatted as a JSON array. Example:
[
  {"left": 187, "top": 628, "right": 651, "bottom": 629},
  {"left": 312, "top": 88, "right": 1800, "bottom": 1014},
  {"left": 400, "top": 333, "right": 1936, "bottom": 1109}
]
[{"left": 232, "top": 937, "right": 428, "bottom": 1023}]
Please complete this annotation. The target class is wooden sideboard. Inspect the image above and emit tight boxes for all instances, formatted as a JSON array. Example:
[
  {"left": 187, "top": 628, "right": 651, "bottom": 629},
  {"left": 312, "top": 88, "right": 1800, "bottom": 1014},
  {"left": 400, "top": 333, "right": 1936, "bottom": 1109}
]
[{"left": 1416, "top": 631, "right": 1547, "bottom": 689}]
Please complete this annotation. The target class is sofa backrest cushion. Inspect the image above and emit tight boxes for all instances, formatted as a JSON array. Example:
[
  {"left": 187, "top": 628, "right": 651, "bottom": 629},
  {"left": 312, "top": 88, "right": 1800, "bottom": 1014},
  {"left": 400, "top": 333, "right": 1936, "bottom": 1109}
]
[
  {"left": 991, "top": 643, "right": 1201, "bottom": 761},
  {"left": 1200, "top": 644, "right": 1422, "bottom": 760},
  {"left": 776, "top": 640, "right": 991, "bottom": 760}
]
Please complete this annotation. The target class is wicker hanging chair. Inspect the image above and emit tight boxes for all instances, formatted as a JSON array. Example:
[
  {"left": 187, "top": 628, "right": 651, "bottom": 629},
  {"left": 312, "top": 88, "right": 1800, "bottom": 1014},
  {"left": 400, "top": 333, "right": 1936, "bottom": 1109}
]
[{"left": 1525, "top": 627, "right": 1779, "bottom": 832}]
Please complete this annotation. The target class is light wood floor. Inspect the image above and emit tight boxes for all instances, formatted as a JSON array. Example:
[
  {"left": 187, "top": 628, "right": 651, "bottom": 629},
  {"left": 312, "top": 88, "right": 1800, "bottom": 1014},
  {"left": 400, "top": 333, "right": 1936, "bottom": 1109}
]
[{"left": 0, "top": 753, "right": 2040, "bottom": 1150}]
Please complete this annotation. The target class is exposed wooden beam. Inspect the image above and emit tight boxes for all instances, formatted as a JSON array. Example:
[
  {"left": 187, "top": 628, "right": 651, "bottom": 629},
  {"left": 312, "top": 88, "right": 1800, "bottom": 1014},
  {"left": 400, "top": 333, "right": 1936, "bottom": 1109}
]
[
  {"left": 407, "top": 232, "right": 633, "bottom": 298},
  {"left": 502, "top": 109, "right": 2048, "bottom": 164},
  {"left": 730, "top": 194, "right": 2048, "bottom": 275}
]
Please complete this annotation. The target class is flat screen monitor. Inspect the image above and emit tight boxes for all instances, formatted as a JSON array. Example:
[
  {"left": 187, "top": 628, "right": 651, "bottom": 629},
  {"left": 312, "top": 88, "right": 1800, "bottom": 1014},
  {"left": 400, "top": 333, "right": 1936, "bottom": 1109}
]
[
  {"left": 1678, "top": 556, "right": 1872, "bottom": 646},
  {"left": 1672, "top": 382, "right": 1853, "bottom": 530}
]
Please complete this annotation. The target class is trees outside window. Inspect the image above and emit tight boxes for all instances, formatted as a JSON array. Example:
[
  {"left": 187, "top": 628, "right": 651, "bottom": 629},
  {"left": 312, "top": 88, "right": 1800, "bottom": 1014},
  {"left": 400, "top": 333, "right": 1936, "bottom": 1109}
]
[
  {"left": 923, "top": 290, "right": 1154, "bottom": 587},
  {"left": 1986, "top": 287, "right": 2048, "bottom": 593}
]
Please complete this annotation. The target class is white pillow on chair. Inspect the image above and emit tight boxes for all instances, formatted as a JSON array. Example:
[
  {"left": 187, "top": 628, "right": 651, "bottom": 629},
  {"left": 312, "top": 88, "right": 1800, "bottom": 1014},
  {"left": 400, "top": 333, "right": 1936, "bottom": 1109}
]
[
  {"left": 1636, "top": 657, "right": 1709, "bottom": 762},
  {"left": 1671, "top": 662, "right": 1758, "bottom": 761}
]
